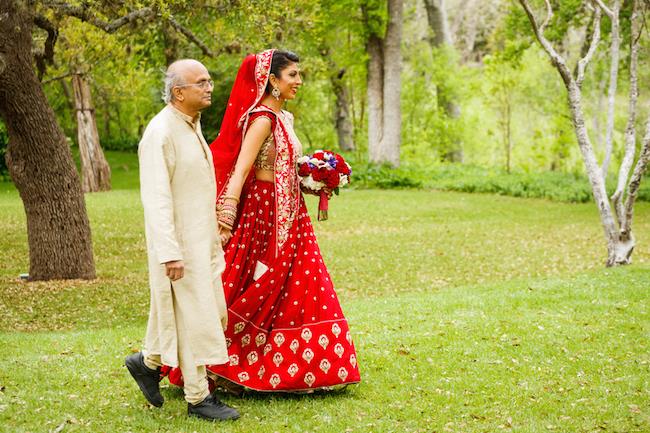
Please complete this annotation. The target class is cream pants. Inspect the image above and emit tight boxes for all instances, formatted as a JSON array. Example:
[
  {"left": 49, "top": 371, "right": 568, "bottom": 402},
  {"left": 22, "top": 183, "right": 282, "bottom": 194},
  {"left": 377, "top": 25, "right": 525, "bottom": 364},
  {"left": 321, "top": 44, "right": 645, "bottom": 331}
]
[{"left": 143, "top": 290, "right": 210, "bottom": 405}]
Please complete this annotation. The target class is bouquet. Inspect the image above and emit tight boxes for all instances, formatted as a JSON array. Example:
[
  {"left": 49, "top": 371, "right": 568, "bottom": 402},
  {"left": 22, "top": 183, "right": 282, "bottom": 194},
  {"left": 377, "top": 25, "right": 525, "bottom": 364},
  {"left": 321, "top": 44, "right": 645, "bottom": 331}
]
[{"left": 297, "top": 150, "right": 352, "bottom": 221}]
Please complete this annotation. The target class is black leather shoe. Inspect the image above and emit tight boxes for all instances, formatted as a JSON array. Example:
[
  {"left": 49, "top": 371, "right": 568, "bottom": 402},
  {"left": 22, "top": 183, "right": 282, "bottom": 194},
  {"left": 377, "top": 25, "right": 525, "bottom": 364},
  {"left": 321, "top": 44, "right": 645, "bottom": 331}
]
[
  {"left": 188, "top": 393, "right": 240, "bottom": 421},
  {"left": 125, "top": 352, "right": 164, "bottom": 407}
]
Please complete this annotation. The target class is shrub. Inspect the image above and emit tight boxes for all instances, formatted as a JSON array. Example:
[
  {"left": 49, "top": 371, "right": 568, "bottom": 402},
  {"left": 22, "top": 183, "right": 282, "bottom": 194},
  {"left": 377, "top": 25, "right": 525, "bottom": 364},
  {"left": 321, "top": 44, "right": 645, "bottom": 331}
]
[{"left": 349, "top": 162, "right": 648, "bottom": 203}]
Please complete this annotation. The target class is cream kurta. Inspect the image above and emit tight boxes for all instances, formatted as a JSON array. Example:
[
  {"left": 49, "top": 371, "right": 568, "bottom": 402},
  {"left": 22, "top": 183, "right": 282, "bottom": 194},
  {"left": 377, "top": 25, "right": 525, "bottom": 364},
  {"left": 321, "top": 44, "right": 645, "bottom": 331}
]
[{"left": 138, "top": 105, "right": 228, "bottom": 368}]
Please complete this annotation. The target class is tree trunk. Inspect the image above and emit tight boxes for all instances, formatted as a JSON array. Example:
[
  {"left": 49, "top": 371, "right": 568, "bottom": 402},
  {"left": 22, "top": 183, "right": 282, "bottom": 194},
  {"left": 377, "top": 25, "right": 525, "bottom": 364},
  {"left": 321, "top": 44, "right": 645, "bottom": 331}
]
[
  {"left": 504, "top": 97, "right": 512, "bottom": 174},
  {"left": 72, "top": 73, "right": 111, "bottom": 193},
  {"left": 600, "top": 0, "right": 621, "bottom": 180},
  {"left": 518, "top": 0, "right": 646, "bottom": 267},
  {"left": 378, "top": 0, "right": 403, "bottom": 167},
  {"left": 0, "top": 1, "right": 95, "bottom": 280},
  {"left": 423, "top": 0, "right": 462, "bottom": 162},
  {"left": 367, "top": 34, "right": 384, "bottom": 163},
  {"left": 423, "top": 0, "right": 452, "bottom": 46},
  {"left": 331, "top": 68, "right": 355, "bottom": 151},
  {"left": 566, "top": 81, "right": 625, "bottom": 266}
]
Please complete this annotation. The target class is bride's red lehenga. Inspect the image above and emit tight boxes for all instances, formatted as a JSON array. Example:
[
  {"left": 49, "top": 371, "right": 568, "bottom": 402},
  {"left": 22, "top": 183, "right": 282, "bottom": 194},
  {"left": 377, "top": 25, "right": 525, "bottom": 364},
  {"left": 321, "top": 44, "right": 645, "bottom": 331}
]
[{"left": 163, "top": 50, "right": 360, "bottom": 392}]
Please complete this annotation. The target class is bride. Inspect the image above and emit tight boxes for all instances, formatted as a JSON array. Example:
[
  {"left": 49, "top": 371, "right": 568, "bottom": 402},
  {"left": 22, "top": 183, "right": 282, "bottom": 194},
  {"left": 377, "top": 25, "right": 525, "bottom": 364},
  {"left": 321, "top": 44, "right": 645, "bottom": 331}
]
[{"left": 166, "top": 49, "right": 360, "bottom": 393}]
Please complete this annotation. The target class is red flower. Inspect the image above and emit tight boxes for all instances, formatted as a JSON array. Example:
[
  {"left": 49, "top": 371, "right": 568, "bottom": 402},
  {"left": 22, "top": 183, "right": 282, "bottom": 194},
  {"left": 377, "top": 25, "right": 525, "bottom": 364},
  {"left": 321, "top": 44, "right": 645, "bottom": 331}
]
[
  {"left": 312, "top": 167, "right": 328, "bottom": 182},
  {"left": 323, "top": 170, "right": 340, "bottom": 189},
  {"left": 298, "top": 164, "right": 311, "bottom": 177}
]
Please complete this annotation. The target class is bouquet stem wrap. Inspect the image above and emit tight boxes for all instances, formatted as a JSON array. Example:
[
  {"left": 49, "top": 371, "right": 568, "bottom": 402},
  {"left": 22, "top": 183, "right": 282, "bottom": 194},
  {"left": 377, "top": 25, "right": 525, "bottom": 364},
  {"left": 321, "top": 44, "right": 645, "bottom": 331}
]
[{"left": 318, "top": 191, "right": 329, "bottom": 221}]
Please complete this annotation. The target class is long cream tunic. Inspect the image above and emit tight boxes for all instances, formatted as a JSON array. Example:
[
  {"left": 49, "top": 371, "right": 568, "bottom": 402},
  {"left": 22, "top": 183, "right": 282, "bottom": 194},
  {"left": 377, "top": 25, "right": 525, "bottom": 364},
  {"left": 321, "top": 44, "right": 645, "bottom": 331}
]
[{"left": 138, "top": 105, "right": 228, "bottom": 368}]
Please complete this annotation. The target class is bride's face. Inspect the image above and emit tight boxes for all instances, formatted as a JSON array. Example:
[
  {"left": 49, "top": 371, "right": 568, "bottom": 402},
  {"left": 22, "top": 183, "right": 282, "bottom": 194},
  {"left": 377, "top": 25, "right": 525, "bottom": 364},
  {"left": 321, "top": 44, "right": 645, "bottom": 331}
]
[{"left": 271, "top": 62, "right": 302, "bottom": 100}]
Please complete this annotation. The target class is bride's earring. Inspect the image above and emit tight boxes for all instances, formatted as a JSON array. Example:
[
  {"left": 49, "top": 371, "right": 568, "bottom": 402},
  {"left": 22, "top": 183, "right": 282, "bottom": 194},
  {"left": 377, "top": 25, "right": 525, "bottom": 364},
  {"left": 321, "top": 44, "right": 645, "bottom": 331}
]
[{"left": 272, "top": 86, "right": 281, "bottom": 100}]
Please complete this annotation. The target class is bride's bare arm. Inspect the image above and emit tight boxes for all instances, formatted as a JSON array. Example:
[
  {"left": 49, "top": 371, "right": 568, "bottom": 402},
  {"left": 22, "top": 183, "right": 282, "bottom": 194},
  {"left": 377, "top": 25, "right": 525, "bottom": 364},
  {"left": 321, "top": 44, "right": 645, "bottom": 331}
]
[
  {"left": 218, "top": 117, "right": 271, "bottom": 244},
  {"left": 224, "top": 117, "right": 272, "bottom": 199}
]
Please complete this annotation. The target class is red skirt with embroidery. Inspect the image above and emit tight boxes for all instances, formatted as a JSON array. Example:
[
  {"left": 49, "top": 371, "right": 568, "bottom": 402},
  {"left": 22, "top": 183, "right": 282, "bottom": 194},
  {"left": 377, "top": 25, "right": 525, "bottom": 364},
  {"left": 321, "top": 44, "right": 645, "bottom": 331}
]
[{"left": 165, "top": 179, "right": 360, "bottom": 392}]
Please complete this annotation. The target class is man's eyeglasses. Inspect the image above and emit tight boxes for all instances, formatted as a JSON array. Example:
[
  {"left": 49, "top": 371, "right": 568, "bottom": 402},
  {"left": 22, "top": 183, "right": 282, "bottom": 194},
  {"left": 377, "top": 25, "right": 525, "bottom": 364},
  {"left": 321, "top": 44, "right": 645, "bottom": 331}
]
[{"left": 176, "top": 79, "right": 214, "bottom": 90}]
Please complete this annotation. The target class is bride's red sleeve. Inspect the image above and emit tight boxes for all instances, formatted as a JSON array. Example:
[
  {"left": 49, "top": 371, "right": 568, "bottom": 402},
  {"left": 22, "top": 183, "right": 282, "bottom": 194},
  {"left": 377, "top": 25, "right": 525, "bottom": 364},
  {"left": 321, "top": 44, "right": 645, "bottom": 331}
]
[{"left": 247, "top": 111, "right": 277, "bottom": 132}]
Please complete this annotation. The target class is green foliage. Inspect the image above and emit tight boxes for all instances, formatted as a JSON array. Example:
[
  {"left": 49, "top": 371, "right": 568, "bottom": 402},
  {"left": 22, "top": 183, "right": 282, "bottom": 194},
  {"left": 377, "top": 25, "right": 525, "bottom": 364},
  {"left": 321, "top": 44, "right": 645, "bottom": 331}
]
[
  {"left": 351, "top": 161, "right": 650, "bottom": 204},
  {"left": 15, "top": 0, "right": 649, "bottom": 207},
  {"left": 351, "top": 163, "right": 423, "bottom": 189},
  {"left": 400, "top": 42, "right": 466, "bottom": 162}
]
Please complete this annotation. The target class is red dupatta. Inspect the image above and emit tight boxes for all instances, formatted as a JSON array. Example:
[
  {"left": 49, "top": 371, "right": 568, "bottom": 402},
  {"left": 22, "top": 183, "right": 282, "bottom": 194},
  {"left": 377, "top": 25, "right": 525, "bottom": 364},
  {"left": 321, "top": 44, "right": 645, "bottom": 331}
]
[{"left": 210, "top": 50, "right": 302, "bottom": 253}]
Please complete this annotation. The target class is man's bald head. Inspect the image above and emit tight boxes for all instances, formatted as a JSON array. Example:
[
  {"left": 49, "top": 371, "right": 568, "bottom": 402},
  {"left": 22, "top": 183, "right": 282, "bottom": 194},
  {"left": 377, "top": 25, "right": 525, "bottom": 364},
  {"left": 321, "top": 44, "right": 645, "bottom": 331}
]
[{"left": 163, "top": 59, "right": 209, "bottom": 104}]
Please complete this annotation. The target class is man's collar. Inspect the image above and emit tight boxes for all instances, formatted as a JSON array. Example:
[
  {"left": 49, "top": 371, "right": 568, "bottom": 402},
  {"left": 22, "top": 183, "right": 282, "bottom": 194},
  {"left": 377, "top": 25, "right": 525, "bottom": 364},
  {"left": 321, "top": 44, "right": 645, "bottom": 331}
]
[{"left": 168, "top": 104, "right": 200, "bottom": 126}]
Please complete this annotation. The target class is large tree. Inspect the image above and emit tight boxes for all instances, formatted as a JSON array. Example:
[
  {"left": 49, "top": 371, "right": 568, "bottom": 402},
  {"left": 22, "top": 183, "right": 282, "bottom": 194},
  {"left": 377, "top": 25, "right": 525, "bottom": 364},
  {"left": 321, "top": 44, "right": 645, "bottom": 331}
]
[
  {"left": 0, "top": 0, "right": 215, "bottom": 280},
  {"left": 0, "top": 1, "right": 96, "bottom": 280},
  {"left": 366, "top": 0, "right": 403, "bottom": 167},
  {"left": 518, "top": 0, "right": 649, "bottom": 266}
]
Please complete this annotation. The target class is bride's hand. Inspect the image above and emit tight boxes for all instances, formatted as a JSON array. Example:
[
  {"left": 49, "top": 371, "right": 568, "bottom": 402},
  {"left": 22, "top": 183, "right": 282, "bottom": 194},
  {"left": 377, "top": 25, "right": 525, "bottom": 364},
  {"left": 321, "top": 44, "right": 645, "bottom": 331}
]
[{"left": 219, "top": 227, "right": 232, "bottom": 246}]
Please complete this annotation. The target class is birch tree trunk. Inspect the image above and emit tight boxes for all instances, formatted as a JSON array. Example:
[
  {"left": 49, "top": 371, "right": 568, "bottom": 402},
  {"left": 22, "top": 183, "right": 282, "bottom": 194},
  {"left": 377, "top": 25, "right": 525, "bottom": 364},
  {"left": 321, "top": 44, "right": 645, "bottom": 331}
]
[
  {"left": 518, "top": 0, "right": 646, "bottom": 267},
  {"left": 0, "top": 1, "right": 95, "bottom": 280},
  {"left": 72, "top": 73, "right": 111, "bottom": 193},
  {"left": 378, "top": 0, "right": 403, "bottom": 167}
]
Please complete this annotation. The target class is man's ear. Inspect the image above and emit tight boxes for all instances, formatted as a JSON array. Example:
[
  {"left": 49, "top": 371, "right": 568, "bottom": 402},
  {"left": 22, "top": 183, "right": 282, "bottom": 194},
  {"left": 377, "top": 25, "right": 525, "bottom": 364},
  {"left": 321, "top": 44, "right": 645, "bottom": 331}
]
[{"left": 173, "top": 87, "right": 184, "bottom": 102}]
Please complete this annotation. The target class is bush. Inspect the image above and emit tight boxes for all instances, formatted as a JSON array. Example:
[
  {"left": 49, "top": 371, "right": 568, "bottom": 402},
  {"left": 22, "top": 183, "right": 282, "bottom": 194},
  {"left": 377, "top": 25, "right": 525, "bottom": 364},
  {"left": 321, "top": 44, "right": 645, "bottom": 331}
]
[
  {"left": 351, "top": 163, "right": 423, "bottom": 189},
  {"left": 349, "top": 162, "right": 649, "bottom": 203},
  {"left": 100, "top": 135, "right": 139, "bottom": 152}
]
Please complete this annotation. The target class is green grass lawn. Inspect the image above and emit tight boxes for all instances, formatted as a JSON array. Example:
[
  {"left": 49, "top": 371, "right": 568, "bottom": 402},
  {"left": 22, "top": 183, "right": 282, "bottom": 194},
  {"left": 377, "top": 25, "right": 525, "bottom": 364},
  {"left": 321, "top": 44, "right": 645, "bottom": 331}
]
[{"left": 0, "top": 152, "right": 648, "bottom": 432}]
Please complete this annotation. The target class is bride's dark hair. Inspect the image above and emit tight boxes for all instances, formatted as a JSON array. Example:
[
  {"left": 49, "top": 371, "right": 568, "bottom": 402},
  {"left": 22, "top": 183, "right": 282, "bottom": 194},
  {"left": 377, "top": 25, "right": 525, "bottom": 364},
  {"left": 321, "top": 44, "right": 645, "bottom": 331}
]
[{"left": 266, "top": 50, "right": 300, "bottom": 93}]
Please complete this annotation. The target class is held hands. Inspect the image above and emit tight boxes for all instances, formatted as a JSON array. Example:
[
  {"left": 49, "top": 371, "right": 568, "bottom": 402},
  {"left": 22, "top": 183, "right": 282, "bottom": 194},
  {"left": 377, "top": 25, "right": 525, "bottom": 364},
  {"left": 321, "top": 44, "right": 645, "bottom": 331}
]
[
  {"left": 219, "top": 226, "right": 233, "bottom": 246},
  {"left": 216, "top": 195, "right": 238, "bottom": 246},
  {"left": 165, "top": 260, "right": 185, "bottom": 281}
]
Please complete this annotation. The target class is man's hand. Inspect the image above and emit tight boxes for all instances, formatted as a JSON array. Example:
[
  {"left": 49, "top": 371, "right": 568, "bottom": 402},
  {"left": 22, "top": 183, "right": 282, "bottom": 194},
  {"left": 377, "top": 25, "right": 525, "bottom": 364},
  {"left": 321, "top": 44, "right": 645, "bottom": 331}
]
[{"left": 164, "top": 260, "right": 185, "bottom": 281}]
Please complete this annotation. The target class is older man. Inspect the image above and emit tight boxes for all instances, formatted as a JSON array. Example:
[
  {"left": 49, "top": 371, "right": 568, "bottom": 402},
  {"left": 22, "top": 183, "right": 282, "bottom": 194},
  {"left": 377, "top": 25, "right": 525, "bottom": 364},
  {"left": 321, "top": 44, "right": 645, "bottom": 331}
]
[{"left": 125, "top": 59, "right": 238, "bottom": 421}]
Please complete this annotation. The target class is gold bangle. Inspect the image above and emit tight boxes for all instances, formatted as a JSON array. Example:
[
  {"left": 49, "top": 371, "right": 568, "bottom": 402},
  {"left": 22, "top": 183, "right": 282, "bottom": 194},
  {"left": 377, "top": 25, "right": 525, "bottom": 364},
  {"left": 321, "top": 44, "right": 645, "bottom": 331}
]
[{"left": 223, "top": 195, "right": 240, "bottom": 204}]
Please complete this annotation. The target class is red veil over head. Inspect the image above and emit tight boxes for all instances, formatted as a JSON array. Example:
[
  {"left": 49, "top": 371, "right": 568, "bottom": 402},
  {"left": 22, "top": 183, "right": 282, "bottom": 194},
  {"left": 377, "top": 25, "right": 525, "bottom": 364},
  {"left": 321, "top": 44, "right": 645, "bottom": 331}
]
[
  {"left": 210, "top": 49, "right": 302, "bottom": 253},
  {"left": 211, "top": 49, "right": 274, "bottom": 197}
]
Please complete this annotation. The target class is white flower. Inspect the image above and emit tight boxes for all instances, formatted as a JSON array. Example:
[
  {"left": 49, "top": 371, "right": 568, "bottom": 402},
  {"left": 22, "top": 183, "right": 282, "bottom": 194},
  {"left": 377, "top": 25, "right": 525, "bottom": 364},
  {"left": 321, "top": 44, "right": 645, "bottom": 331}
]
[
  {"left": 339, "top": 174, "right": 349, "bottom": 187},
  {"left": 301, "top": 176, "right": 325, "bottom": 191},
  {"left": 297, "top": 156, "right": 310, "bottom": 164}
]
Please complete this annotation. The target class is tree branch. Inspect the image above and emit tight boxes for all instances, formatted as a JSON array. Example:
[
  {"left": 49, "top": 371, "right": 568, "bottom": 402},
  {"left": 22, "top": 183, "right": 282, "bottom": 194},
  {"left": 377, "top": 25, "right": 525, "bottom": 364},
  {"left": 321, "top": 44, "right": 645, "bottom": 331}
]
[
  {"left": 614, "top": 0, "right": 640, "bottom": 230},
  {"left": 33, "top": 14, "right": 59, "bottom": 79},
  {"left": 43, "top": 3, "right": 221, "bottom": 61},
  {"left": 593, "top": 0, "right": 614, "bottom": 18},
  {"left": 621, "top": 112, "right": 650, "bottom": 236},
  {"left": 33, "top": 14, "right": 58, "bottom": 64},
  {"left": 540, "top": 0, "right": 553, "bottom": 34},
  {"left": 166, "top": 16, "right": 217, "bottom": 58},
  {"left": 576, "top": 7, "right": 601, "bottom": 87},
  {"left": 45, "top": 2, "right": 157, "bottom": 33},
  {"left": 41, "top": 71, "right": 76, "bottom": 85},
  {"left": 518, "top": 0, "right": 573, "bottom": 87},
  {"left": 600, "top": 0, "right": 621, "bottom": 179}
]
